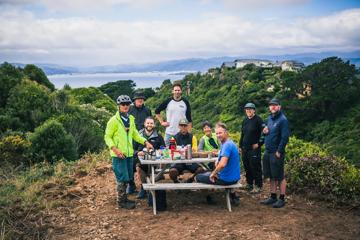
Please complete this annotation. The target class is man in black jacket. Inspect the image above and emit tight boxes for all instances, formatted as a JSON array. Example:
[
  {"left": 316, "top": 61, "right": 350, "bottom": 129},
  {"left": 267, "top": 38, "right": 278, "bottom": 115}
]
[
  {"left": 127, "top": 91, "right": 152, "bottom": 194},
  {"left": 240, "top": 103, "right": 264, "bottom": 193},
  {"left": 134, "top": 117, "right": 165, "bottom": 198}
]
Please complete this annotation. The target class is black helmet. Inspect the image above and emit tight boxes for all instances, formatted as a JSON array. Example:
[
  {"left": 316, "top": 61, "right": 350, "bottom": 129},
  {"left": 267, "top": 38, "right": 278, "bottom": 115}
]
[
  {"left": 116, "top": 95, "right": 132, "bottom": 105},
  {"left": 133, "top": 92, "right": 146, "bottom": 100}
]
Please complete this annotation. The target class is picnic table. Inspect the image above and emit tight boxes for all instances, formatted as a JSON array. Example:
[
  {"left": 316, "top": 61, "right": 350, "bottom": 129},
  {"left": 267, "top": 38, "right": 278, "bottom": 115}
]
[{"left": 140, "top": 157, "right": 242, "bottom": 215}]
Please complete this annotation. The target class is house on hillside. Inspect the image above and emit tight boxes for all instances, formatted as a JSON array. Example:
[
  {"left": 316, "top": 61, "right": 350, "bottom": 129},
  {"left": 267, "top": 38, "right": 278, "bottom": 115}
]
[
  {"left": 207, "top": 68, "right": 218, "bottom": 78},
  {"left": 281, "top": 60, "right": 305, "bottom": 71},
  {"left": 235, "top": 59, "right": 274, "bottom": 68},
  {"left": 221, "top": 62, "right": 236, "bottom": 68}
]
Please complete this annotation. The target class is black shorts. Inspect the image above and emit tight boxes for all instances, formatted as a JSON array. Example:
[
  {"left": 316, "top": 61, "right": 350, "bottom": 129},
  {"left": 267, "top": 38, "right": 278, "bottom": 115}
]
[
  {"left": 170, "top": 163, "right": 201, "bottom": 174},
  {"left": 263, "top": 151, "right": 285, "bottom": 181}
]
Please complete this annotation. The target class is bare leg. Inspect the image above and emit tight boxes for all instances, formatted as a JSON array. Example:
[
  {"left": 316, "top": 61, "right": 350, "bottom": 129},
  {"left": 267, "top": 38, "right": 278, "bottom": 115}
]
[{"left": 280, "top": 179, "right": 286, "bottom": 195}]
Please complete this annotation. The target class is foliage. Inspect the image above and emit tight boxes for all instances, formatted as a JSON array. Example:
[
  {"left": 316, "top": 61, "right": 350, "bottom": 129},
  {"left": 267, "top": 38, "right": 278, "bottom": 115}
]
[
  {"left": 5, "top": 80, "right": 53, "bottom": 131},
  {"left": 0, "top": 62, "right": 23, "bottom": 108},
  {"left": 0, "top": 135, "right": 31, "bottom": 166},
  {"left": 29, "top": 119, "right": 77, "bottom": 163},
  {"left": 98, "top": 80, "right": 136, "bottom": 102},
  {"left": 23, "top": 64, "right": 55, "bottom": 91},
  {"left": 66, "top": 87, "right": 117, "bottom": 112},
  {"left": 286, "top": 137, "right": 360, "bottom": 204}
]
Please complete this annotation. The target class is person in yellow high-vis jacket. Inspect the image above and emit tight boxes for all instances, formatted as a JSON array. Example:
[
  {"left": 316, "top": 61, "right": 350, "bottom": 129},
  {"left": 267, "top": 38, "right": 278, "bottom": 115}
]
[{"left": 105, "top": 95, "right": 153, "bottom": 209}]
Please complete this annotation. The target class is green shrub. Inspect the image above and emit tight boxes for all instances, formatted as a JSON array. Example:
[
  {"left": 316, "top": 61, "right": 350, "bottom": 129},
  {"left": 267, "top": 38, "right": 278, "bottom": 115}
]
[
  {"left": 286, "top": 137, "right": 360, "bottom": 204},
  {"left": 0, "top": 135, "right": 31, "bottom": 166},
  {"left": 29, "top": 120, "right": 77, "bottom": 163}
]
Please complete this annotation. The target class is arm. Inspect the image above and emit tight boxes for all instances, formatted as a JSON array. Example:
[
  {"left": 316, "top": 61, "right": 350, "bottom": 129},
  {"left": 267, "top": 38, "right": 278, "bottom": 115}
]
[
  {"left": 104, "top": 118, "right": 125, "bottom": 158},
  {"left": 132, "top": 124, "right": 153, "bottom": 150},
  {"left": 155, "top": 98, "right": 171, "bottom": 127},
  {"left": 198, "top": 137, "right": 205, "bottom": 151},
  {"left": 192, "top": 135, "right": 198, "bottom": 151},
  {"left": 210, "top": 156, "right": 229, "bottom": 182},
  {"left": 277, "top": 119, "right": 290, "bottom": 154}
]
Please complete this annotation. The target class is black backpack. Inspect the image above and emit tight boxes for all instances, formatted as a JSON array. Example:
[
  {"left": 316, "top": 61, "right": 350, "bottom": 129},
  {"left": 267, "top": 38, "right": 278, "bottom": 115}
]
[{"left": 148, "top": 190, "right": 167, "bottom": 211}]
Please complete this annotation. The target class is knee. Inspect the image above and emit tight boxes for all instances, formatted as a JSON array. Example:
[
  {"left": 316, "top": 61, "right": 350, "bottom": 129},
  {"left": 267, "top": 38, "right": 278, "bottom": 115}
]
[{"left": 169, "top": 168, "right": 178, "bottom": 180}]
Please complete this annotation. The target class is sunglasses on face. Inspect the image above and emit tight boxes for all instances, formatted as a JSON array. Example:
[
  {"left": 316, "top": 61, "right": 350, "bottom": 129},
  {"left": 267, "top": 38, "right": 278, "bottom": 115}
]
[{"left": 120, "top": 103, "right": 131, "bottom": 106}]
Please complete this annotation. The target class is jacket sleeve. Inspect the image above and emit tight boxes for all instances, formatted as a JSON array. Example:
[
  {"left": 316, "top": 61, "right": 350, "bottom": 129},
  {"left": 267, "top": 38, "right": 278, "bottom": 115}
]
[
  {"left": 258, "top": 117, "right": 265, "bottom": 146},
  {"left": 198, "top": 137, "right": 205, "bottom": 151},
  {"left": 104, "top": 118, "right": 116, "bottom": 150},
  {"left": 183, "top": 98, "right": 192, "bottom": 122},
  {"left": 192, "top": 135, "right": 198, "bottom": 151},
  {"left": 277, "top": 119, "right": 290, "bottom": 153},
  {"left": 239, "top": 119, "right": 244, "bottom": 148}
]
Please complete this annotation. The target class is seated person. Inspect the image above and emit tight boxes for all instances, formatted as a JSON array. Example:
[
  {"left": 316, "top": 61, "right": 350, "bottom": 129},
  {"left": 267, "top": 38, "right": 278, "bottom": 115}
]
[
  {"left": 134, "top": 117, "right": 165, "bottom": 198},
  {"left": 198, "top": 120, "right": 221, "bottom": 170},
  {"left": 195, "top": 122, "right": 240, "bottom": 204},
  {"left": 169, "top": 118, "right": 203, "bottom": 183}
]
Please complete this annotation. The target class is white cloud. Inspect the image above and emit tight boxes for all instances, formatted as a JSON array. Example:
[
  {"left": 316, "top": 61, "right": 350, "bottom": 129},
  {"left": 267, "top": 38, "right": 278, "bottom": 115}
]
[{"left": 0, "top": 8, "right": 359, "bottom": 65}]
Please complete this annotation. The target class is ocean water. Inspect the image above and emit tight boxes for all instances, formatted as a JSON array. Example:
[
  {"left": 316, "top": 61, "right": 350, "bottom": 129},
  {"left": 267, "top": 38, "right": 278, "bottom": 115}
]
[{"left": 48, "top": 72, "right": 187, "bottom": 89}]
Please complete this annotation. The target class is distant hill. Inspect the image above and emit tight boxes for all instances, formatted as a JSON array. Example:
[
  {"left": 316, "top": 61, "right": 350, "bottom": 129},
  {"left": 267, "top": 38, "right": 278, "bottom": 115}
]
[{"left": 11, "top": 51, "right": 360, "bottom": 75}]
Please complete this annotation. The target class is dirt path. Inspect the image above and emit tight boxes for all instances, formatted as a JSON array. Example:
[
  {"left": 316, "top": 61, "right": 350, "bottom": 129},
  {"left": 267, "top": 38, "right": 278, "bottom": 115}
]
[{"left": 48, "top": 162, "right": 360, "bottom": 240}]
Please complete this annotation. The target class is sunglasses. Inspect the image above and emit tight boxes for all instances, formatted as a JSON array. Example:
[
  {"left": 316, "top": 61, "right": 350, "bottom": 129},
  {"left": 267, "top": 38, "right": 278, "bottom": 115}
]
[{"left": 120, "top": 102, "right": 131, "bottom": 106}]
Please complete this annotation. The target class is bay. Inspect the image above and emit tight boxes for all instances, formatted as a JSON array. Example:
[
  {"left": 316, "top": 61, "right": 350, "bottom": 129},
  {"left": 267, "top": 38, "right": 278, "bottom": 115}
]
[{"left": 48, "top": 72, "right": 188, "bottom": 89}]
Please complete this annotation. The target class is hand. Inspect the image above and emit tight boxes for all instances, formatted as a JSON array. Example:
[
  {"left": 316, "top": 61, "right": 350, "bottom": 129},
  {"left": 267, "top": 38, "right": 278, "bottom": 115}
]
[
  {"left": 145, "top": 141, "right": 154, "bottom": 150},
  {"left": 212, "top": 149, "right": 219, "bottom": 157},
  {"left": 161, "top": 121, "right": 170, "bottom": 127},
  {"left": 137, "top": 151, "right": 145, "bottom": 157},
  {"left": 209, "top": 171, "right": 218, "bottom": 183},
  {"left": 252, "top": 143, "right": 259, "bottom": 150},
  {"left": 275, "top": 151, "right": 281, "bottom": 158},
  {"left": 263, "top": 127, "right": 269, "bottom": 134},
  {"left": 112, "top": 147, "right": 125, "bottom": 159}
]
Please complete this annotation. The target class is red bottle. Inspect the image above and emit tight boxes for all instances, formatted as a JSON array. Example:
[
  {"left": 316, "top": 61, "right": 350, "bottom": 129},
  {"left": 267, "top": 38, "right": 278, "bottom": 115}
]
[{"left": 169, "top": 137, "right": 176, "bottom": 151}]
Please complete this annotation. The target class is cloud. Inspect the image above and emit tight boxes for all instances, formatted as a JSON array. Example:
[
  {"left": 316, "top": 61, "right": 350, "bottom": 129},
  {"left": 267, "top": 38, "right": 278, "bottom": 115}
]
[{"left": 0, "top": 7, "right": 359, "bottom": 65}]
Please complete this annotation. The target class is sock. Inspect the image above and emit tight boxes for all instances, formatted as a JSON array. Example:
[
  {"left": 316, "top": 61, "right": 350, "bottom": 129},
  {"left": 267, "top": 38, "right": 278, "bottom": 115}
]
[
  {"left": 271, "top": 193, "right": 277, "bottom": 199},
  {"left": 280, "top": 194, "right": 285, "bottom": 201}
]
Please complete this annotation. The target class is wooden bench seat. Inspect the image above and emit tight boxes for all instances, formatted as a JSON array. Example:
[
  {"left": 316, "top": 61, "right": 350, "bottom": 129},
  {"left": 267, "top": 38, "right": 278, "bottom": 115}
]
[{"left": 143, "top": 182, "right": 242, "bottom": 215}]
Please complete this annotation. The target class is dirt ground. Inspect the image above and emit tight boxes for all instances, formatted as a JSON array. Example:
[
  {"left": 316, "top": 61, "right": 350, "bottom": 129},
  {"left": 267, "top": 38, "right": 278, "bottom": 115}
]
[{"left": 48, "top": 162, "right": 360, "bottom": 240}]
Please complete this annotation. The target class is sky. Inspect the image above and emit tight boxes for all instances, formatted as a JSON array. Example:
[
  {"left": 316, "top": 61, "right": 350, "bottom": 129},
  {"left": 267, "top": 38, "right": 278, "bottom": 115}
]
[{"left": 0, "top": 0, "right": 360, "bottom": 66}]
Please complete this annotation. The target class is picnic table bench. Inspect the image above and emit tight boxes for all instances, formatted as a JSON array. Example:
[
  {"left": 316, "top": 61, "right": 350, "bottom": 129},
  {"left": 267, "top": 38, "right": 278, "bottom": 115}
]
[{"left": 140, "top": 158, "right": 242, "bottom": 215}]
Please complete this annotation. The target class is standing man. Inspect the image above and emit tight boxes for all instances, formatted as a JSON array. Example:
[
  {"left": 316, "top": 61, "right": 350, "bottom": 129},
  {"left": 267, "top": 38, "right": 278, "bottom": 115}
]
[
  {"left": 155, "top": 83, "right": 192, "bottom": 146},
  {"left": 240, "top": 103, "right": 264, "bottom": 194},
  {"left": 196, "top": 122, "right": 240, "bottom": 203},
  {"left": 129, "top": 91, "right": 152, "bottom": 131},
  {"left": 260, "top": 99, "right": 290, "bottom": 208},
  {"left": 104, "top": 95, "right": 153, "bottom": 209},
  {"left": 134, "top": 117, "right": 165, "bottom": 199},
  {"left": 128, "top": 91, "right": 152, "bottom": 194}
]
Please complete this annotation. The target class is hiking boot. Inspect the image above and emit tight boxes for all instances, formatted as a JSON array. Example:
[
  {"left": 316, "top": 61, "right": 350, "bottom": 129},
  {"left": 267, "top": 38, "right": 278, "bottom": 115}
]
[
  {"left": 206, "top": 195, "right": 216, "bottom": 205},
  {"left": 126, "top": 181, "right": 137, "bottom": 194},
  {"left": 244, "top": 184, "right": 253, "bottom": 192},
  {"left": 260, "top": 197, "right": 277, "bottom": 205},
  {"left": 136, "top": 188, "right": 146, "bottom": 199},
  {"left": 118, "top": 200, "right": 136, "bottom": 209},
  {"left": 272, "top": 199, "right": 285, "bottom": 208},
  {"left": 250, "top": 186, "right": 262, "bottom": 194}
]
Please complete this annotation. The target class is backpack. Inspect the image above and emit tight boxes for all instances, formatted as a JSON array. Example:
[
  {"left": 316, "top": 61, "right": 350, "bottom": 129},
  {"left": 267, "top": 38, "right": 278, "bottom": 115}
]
[{"left": 147, "top": 190, "right": 167, "bottom": 211}]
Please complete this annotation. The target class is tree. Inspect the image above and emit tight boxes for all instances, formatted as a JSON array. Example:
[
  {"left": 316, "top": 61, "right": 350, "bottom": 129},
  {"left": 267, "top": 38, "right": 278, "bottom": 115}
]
[
  {"left": 29, "top": 120, "right": 77, "bottom": 163},
  {"left": 98, "top": 80, "right": 136, "bottom": 101},
  {"left": 6, "top": 80, "right": 52, "bottom": 131},
  {"left": 0, "top": 62, "right": 23, "bottom": 108},
  {"left": 23, "top": 64, "right": 55, "bottom": 91}
]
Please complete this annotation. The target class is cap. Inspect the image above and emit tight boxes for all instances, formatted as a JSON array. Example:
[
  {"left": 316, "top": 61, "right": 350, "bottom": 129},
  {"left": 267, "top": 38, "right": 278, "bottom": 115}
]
[
  {"left": 269, "top": 99, "right": 280, "bottom": 105},
  {"left": 179, "top": 118, "right": 189, "bottom": 125},
  {"left": 244, "top": 102, "right": 256, "bottom": 109},
  {"left": 133, "top": 92, "right": 146, "bottom": 100}
]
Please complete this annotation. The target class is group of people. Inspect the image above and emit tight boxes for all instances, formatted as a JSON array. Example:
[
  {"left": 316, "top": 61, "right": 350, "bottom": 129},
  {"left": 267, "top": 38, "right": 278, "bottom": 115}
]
[{"left": 104, "top": 83, "right": 290, "bottom": 210}]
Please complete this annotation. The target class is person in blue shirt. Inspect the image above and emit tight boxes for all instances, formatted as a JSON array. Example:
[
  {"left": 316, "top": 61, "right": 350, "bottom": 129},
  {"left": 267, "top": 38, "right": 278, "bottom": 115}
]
[
  {"left": 260, "top": 99, "right": 290, "bottom": 208},
  {"left": 195, "top": 122, "right": 240, "bottom": 204}
]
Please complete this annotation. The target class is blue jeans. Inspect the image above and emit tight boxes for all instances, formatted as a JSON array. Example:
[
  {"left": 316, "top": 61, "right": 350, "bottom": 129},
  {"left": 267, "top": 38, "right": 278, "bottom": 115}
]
[
  {"left": 112, "top": 157, "right": 134, "bottom": 184},
  {"left": 164, "top": 133, "right": 175, "bottom": 147},
  {"left": 195, "top": 171, "right": 238, "bottom": 185}
]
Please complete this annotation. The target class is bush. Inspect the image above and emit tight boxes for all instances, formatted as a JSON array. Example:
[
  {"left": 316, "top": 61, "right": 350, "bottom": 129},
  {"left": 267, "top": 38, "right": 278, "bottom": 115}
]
[
  {"left": 29, "top": 120, "right": 77, "bottom": 163},
  {"left": 286, "top": 137, "right": 360, "bottom": 204},
  {"left": 0, "top": 135, "right": 31, "bottom": 166}
]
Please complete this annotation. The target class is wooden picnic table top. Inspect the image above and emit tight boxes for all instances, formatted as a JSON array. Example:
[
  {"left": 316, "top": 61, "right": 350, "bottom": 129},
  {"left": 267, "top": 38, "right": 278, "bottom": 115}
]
[{"left": 139, "top": 157, "right": 217, "bottom": 165}]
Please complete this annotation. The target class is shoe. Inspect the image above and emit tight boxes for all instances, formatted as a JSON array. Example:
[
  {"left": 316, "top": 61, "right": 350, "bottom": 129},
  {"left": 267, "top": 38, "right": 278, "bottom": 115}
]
[
  {"left": 245, "top": 184, "right": 253, "bottom": 192},
  {"left": 126, "top": 182, "right": 137, "bottom": 194},
  {"left": 173, "top": 179, "right": 180, "bottom": 184},
  {"left": 206, "top": 195, "right": 216, "bottom": 205},
  {"left": 250, "top": 186, "right": 262, "bottom": 194},
  {"left": 118, "top": 200, "right": 136, "bottom": 209},
  {"left": 136, "top": 188, "right": 146, "bottom": 199},
  {"left": 272, "top": 199, "right": 285, "bottom": 208},
  {"left": 155, "top": 174, "right": 165, "bottom": 182},
  {"left": 260, "top": 197, "right": 277, "bottom": 205}
]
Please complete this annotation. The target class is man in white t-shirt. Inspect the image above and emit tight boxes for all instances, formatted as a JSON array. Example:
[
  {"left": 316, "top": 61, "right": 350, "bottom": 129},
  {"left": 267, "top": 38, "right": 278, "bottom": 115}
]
[{"left": 155, "top": 83, "right": 192, "bottom": 146}]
